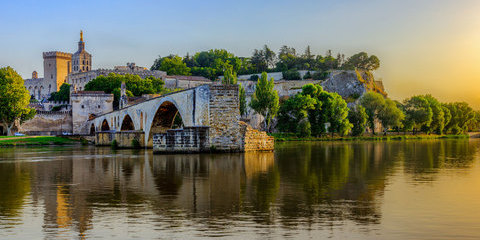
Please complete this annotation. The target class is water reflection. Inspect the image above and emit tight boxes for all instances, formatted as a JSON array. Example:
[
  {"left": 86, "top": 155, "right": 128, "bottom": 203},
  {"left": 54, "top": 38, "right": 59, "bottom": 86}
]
[{"left": 0, "top": 139, "right": 479, "bottom": 239}]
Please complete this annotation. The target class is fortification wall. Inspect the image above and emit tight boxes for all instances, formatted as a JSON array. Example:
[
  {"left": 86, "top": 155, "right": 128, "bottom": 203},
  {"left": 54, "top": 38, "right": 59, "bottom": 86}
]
[{"left": 20, "top": 111, "right": 72, "bottom": 135}]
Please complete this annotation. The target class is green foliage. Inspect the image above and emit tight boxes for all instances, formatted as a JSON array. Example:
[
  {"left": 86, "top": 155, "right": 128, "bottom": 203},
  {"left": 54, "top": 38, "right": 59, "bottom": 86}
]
[
  {"left": 222, "top": 63, "right": 237, "bottom": 84},
  {"left": 296, "top": 118, "right": 311, "bottom": 137},
  {"left": 403, "top": 96, "right": 433, "bottom": 134},
  {"left": 343, "top": 52, "right": 380, "bottom": 71},
  {"left": 312, "top": 71, "right": 329, "bottom": 80},
  {"left": 349, "top": 105, "right": 368, "bottom": 136},
  {"left": 48, "top": 83, "right": 71, "bottom": 102},
  {"left": 0, "top": 67, "right": 36, "bottom": 135},
  {"left": 282, "top": 70, "right": 301, "bottom": 80},
  {"left": 278, "top": 83, "right": 351, "bottom": 137},
  {"left": 239, "top": 84, "right": 247, "bottom": 117},
  {"left": 111, "top": 140, "right": 119, "bottom": 149},
  {"left": 249, "top": 75, "right": 259, "bottom": 81},
  {"left": 303, "top": 71, "right": 312, "bottom": 80},
  {"left": 84, "top": 73, "right": 167, "bottom": 109},
  {"left": 360, "top": 92, "right": 386, "bottom": 134},
  {"left": 249, "top": 72, "right": 280, "bottom": 131},
  {"left": 443, "top": 102, "right": 475, "bottom": 134},
  {"left": 379, "top": 98, "right": 405, "bottom": 133},
  {"left": 151, "top": 55, "right": 191, "bottom": 75},
  {"left": 131, "top": 138, "right": 141, "bottom": 148}
]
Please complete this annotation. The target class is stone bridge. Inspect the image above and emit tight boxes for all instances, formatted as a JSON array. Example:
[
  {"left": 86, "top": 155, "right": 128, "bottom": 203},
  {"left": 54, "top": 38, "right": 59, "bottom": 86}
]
[{"left": 86, "top": 84, "right": 273, "bottom": 152}]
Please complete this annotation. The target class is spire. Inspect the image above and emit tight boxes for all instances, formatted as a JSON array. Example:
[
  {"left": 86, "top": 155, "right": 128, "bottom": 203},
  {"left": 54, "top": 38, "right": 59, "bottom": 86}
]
[{"left": 80, "top": 30, "right": 83, "bottom": 42}]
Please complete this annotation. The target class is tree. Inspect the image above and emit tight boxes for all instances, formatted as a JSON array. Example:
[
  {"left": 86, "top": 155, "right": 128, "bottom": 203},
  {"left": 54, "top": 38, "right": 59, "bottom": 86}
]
[
  {"left": 422, "top": 95, "right": 446, "bottom": 134},
  {"left": 360, "top": 92, "right": 386, "bottom": 134},
  {"left": 349, "top": 105, "right": 368, "bottom": 136},
  {"left": 0, "top": 67, "right": 36, "bottom": 135},
  {"left": 343, "top": 52, "right": 380, "bottom": 71},
  {"left": 85, "top": 73, "right": 168, "bottom": 109},
  {"left": 403, "top": 96, "right": 433, "bottom": 134},
  {"left": 378, "top": 98, "right": 405, "bottom": 135},
  {"left": 239, "top": 84, "right": 247, "bottom": 117},
  {"left": 48, "top": 83, "right": 71, "bottom": 102},
  {"left": 156, "top": 55, "right": 191, "bottom": 76},
  {"left": 250, "top": 72, "right": 279, "bottom": 131},
  {"left": 222, "top": 63, "right": 237, "bottom": 84}
]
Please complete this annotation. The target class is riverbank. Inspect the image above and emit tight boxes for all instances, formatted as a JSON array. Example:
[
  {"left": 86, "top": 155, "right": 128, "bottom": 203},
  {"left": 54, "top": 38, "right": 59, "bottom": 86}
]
[
  {"left": 0, "top": 136, "right": 81, "bottom": 147},
  {"left": 271, "top": 133, "right": 470, "bottom": 142}
]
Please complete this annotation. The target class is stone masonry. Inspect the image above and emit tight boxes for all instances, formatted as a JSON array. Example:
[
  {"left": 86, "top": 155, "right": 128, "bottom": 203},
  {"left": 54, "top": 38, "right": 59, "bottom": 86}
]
[{"left": 208, "top": 84, "right": 242, "bottom": 151}]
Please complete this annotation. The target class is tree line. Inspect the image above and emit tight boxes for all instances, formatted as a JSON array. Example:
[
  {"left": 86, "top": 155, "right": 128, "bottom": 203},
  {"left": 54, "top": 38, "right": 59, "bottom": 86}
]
[
  {"left": 150, "top": 46, "right": 380, "bottom": 80},
  {"left": 247, "top": 72, "right": 480, "bottom": 137}
]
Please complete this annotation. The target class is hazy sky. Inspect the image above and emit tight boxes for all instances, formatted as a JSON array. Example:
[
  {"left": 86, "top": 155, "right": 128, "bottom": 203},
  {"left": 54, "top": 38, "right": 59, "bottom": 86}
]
[{"left": 1, "top": 0, "right": 479, "bottom": 107}]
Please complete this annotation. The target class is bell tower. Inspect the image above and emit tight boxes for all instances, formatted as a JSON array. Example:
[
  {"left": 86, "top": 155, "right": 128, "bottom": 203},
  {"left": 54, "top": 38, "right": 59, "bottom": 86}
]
[{"left": 72, "top": 30, "right": 92, "bottom": 73}]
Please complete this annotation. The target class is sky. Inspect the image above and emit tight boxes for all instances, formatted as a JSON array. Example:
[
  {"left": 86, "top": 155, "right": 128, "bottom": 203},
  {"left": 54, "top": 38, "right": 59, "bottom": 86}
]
[{"left": 1, "top": 0, "right": 480, "bottom": 107}]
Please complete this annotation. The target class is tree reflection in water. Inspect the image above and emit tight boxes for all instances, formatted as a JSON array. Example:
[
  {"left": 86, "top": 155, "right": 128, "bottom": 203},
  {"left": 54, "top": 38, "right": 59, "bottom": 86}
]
[{"left": 0, "top": 139, "right": 479, "bottom": 238}]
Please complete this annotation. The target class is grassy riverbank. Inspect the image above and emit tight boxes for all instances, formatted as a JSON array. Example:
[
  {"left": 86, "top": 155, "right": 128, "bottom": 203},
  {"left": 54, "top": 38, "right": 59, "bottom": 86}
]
[
  {"left": 0, "top": 136, "right": 80, "bottom": 146},
  {"left": 271, "top": 133, "right": 470, "bottom": 142}
]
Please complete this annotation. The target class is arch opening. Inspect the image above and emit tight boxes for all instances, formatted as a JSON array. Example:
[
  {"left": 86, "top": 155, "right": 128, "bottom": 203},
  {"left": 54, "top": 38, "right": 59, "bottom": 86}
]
[
  {"left": 90, "top": 124, "right": 95, "bottom": 136},
  {"left": 121, "top": 114, "right": 135, "bottom": 131},
  {"left": 148, "top": 101, "right": 184, "bottom": 146},
  {"left": 101, "top": 119, "right": 110, "bottom": 131}
]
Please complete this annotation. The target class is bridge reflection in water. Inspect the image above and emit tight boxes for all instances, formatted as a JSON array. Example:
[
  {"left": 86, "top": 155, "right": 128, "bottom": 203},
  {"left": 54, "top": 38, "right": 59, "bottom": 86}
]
[{"left": 0, "top": 139, "right": 479, "bottom": 239}]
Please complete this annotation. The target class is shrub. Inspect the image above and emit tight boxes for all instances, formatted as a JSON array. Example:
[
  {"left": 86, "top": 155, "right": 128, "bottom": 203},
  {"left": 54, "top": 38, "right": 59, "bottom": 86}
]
[
  {"left": 131, "top": 138, "right": 141, "bottom": 148},
  {"left": 282, "top": 70, "right": 301, "bottom": 80},
  {"left": 249, "top": 75, "right": 259, "bottom": 81},
  {"left": 303, "top": 71, "right": 312, "bottom": 80},
  {"left": 296, "top": 119, "right": 311, "bottom": 137},
  {"left": 111, "top": 140, "right": 119, "bottom": 149},
  {"left": 312, "top": 71, "right": 329, "bottom": 80}
]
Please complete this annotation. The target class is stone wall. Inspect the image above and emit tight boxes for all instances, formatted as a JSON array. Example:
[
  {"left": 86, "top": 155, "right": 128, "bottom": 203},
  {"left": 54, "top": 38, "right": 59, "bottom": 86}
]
[
  {"left": 153, "top": 127, "right": 209, "bottom": 153},
  {"left": 96, "top": 131, "right": 145, "bottom": 148},
  {"left": 239, "top": 121, "right": 274, "bottom": 151},
  {"left": 71, "top": 92, "right": 114, "bottom": 135},
  {"left": 20, "top": 110, "right": 72, "bottom": 135},
  {"left": 208, "top": 84, "right": 242, "bottom": 151}
]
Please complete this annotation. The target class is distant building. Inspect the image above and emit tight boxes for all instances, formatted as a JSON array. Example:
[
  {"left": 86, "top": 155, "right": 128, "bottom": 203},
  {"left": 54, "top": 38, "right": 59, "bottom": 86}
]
[{"left": 24, "top": 31, "right": 167, "bottom": 100}]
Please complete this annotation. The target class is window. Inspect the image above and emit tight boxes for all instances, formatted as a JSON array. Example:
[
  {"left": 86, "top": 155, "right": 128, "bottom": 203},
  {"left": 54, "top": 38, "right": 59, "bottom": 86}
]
[
  {"left": 82, "top": 66, "right": 85, "bottom": 71},
  {"left": 81, "top": 105, "right": 84, "bottom": 109},
  {"left": 98, "top": 105, "right": 101, "bottom": 108},
  {"left": 83, "top": 60, "right": 85, "bottom": 65},
  {"left": 51, "top": 74, "right": 53, "bottom": 79}
]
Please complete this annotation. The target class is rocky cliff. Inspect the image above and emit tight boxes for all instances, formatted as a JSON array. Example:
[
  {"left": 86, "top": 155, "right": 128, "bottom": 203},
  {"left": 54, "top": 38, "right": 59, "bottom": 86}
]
[{"left": 321, "top": 70, "right": 387, "bottom": 100}]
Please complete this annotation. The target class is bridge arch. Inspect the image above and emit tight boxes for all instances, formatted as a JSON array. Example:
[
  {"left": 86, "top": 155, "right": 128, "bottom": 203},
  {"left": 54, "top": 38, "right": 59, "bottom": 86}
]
[
  {"left": 121, "top": 114, "right": 135, "bottom": 131},
  {"left": 101, "top": 119, "right": 110, "bottom": 131},
  {"left": 89, "top": 123, "right": 95, "bottom": 136},
  {"left": 146, "top": 99, "right": 185, "bottom": 146}
]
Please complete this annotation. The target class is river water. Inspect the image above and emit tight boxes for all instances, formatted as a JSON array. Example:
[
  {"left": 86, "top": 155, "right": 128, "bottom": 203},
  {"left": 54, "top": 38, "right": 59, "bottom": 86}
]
[{"left": 1, "top": 139, "right": 480, "bottom": 239}]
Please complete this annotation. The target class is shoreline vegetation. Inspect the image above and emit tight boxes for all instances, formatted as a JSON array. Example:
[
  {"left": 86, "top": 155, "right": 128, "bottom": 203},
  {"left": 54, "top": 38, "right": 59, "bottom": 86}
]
[
  {"left": 0, "top": 136, "right": 81, "bottom": 147},
  {"left": 271, "top": 133, "right": 470, "bottom": 142}
]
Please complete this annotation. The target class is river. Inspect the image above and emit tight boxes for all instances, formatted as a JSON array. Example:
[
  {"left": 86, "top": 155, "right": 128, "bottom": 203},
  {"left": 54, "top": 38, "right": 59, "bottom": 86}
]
[{"left": 1, "top": 139, "right": 480, "bottom": 239}]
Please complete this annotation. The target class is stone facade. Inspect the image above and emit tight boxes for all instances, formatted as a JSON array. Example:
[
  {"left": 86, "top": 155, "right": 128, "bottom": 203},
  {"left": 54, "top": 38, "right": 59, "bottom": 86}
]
[
  {"left": 71, "top": 91, "right": 114, "bottom": 135},
  {"left": 96, "top": 131, "right": 144, "bottom": 147},
  {"left": 152, "top": 127, "right": 209, "bottom": 153},
  {"left": 239, "top": 121, "right": 274, "bottom": 151},
  {"left": 25, "top": 51, "right": 72, "bottom": 99},
  {"left": 208, "top": 84, "right": 242, "bottom": 151},
  {"left": 19, "top": 110, "right": 72, "bottom": 135}
]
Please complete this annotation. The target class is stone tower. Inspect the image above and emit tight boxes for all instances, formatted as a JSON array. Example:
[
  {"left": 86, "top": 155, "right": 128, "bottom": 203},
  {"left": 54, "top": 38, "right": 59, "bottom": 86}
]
[
  {"left": 119, "top": 81, "right": 128, "bottom": 109},
  {"left": 72, "top": 30, "right": 92, "bottom": 73},
  {"left": 43, "top": 51, "right": 72, "bottom": 92}
]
